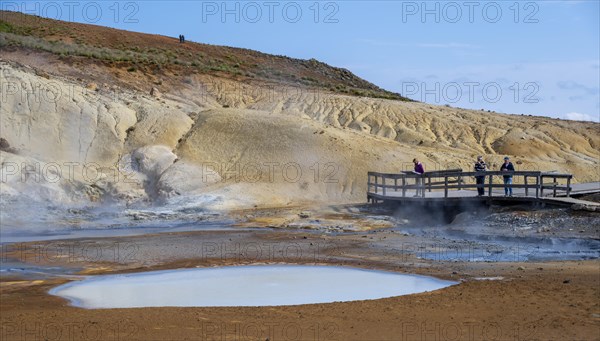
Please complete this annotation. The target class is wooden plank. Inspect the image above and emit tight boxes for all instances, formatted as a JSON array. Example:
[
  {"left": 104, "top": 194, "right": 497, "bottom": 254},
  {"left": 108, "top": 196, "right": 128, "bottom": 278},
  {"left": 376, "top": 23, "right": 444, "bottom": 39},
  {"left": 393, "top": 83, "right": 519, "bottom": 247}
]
[
  {"left": 544, "top": 197, "right": 600, "bottom": 207},
  {"left": 426, "top": 184, "right": 539, "bottom": 190}
]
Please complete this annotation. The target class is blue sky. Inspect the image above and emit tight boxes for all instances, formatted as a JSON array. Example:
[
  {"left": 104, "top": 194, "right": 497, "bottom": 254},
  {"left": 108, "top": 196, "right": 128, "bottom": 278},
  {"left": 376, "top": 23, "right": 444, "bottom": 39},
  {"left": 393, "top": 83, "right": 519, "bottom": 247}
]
[{"left": 5, "top": 1, "right": 599, "bottom": 121}]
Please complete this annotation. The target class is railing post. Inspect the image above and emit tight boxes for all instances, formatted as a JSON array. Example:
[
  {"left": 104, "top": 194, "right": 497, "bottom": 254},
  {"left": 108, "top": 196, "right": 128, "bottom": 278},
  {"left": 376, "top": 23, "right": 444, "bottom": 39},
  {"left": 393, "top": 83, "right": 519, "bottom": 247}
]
[
  {"left": 422, "top": 174, "right": 426, "bottom": 198},
  {"left": 374, "top": 175, "right": 378, "bottom": 194},
  {"left": 382, "top": 177, "right": 387, "bottom": 196},
  {"left": 488, "top": 174, "right": 493, "bottom": 197},
  {"left": 536, "top": 175, "right": 540, "bottom": 198},
  {"left": 553, "top": 176, "right": 557, "bottom": 197},
  {"left": 428, "top": 177, "right": 432, "bottom": 192},
  {"left": 566, "top": 176, "right": 572, "bottom": 197},
  {"left": 444, "top": 176, "right": 448, "bottom": 198},
  {"left": 402, "top": 176, "right": 406, "bottom": 197},
  {"left": 394, "top": 178, "right": 398, "bottom": 192},
  {"left": 524, "top": 176, "right": 528, "bottom": 197},
  {"left": 458, "top": 175, "right": 462, "bottom": 190}
]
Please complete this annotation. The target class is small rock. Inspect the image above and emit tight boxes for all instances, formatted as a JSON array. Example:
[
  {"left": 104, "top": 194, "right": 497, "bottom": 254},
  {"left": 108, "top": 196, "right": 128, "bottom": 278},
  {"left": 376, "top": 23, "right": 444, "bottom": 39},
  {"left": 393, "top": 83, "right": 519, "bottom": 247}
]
[
  {"left": 572, "top": 203, "right": 599, "bottom": 212},
  {"left": 517, "top": 266, "right": 525, "bottom": 271},
  {"left": 150, "top": 87, "right": 161, "bottom": 97},
  {"left": 0, "top": 138, "right": 13, "bottom": 152},
  {"left": 86, "top": 82, "right": 98, "bottom": 91},
  {"left": 36, "top": 70, "right": 50, "bottom": 79},
  {"left": 563, "top": 279, "right": 570, "bottom": 284},
  {"left": 298, "top": 212, "right": 310, "bottom": 219}
]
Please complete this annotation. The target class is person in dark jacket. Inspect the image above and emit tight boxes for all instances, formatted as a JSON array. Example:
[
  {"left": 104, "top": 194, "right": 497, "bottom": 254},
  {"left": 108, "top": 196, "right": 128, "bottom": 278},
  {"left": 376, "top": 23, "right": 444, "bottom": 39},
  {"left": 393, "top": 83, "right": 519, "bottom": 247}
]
[
  {"left": 474, "top": 156, "right": 487, "bottom": 196},
  {"left": 412, "top": 158, "right": 425, "bottom": 197},
  {"left": 500, "top": 156, "right": 515, "bottom": 196}
]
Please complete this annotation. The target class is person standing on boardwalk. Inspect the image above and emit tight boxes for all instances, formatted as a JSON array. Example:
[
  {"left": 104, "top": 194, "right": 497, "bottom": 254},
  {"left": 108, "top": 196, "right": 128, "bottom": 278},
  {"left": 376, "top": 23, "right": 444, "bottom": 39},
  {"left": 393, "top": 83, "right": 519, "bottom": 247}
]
[
  {"left": 500, "top": 156, "right": 515, "bottom": 196},
  {"left": 474, "top": 156, "right": 487, "bottom": 196},
  {"left": 412, "top": 158, "right": 425, "bottom": 197}
]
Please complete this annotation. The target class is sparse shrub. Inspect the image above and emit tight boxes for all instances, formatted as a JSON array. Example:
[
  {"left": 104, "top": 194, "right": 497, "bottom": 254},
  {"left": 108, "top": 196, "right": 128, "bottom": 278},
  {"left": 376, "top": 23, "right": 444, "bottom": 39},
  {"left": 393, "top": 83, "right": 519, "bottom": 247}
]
[{"left": 0, "top": 21, "right": 15, "bottom": 33}]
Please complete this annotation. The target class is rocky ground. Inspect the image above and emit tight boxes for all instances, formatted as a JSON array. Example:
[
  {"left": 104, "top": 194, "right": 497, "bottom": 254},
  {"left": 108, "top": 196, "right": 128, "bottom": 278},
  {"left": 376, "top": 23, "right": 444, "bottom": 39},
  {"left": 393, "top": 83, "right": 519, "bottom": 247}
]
[{"left": 1, "top": 216, "right": 599, "bottom": 341}]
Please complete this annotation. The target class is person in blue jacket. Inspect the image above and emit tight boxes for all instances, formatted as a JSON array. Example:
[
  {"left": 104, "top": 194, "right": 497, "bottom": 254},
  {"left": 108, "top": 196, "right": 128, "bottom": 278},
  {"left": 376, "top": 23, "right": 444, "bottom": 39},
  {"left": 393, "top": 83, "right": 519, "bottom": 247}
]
[{"left": 500, "top": 156, "right": 515, "bottom": 196}]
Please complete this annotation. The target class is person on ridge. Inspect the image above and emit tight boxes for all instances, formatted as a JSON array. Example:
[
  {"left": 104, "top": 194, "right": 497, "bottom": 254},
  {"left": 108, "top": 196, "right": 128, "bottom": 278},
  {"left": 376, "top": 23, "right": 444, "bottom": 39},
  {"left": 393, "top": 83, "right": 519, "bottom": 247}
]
[
  {"left": 474, "top": 156, "right": 487, "bottom": 196},
  {"left": 412, "top": 158, "right": 425, "bottom": 197},
  {"left": 500, "top": 156, "right": 515, "bottom": 197}
]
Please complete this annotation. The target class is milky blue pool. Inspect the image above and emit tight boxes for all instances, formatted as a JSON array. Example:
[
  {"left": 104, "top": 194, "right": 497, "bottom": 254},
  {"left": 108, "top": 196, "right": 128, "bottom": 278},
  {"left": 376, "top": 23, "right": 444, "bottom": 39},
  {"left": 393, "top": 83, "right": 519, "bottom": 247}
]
[{"left": 49, "top": 265, "right": 457, "bottom": 308}]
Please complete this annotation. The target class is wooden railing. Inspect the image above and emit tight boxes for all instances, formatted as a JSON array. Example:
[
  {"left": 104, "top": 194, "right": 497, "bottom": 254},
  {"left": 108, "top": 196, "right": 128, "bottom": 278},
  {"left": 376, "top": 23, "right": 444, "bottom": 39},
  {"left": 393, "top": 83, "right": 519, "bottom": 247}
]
[
  {"left": 367, "top": 169, "right": 572, "bottom": 199},
  {"left": 540, "top": 173, "right": 573, "bottom": 197}
]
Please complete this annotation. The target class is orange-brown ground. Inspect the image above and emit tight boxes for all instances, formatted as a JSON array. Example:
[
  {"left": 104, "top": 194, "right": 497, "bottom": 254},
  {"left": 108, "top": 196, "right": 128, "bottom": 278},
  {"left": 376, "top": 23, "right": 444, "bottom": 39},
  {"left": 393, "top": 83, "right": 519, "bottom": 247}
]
[{"left": 2, "top": 229, "right": 599, "bottom": 341}]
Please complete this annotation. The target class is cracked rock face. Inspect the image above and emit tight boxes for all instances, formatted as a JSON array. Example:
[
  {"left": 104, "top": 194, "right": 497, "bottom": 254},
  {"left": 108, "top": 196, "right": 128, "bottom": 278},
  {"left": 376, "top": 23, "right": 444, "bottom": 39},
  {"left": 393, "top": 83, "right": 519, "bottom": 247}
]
[
  {"left": 0, "top": 64, "right": 199, "bottom": 209},
  {"left": 0, "top": 65, "right": 137, "bottom": 165}
]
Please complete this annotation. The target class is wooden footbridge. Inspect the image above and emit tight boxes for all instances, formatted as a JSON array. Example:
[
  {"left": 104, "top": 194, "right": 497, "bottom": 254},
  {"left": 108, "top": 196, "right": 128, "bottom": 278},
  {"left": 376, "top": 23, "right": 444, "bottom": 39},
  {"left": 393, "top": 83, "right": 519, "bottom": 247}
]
[{"left": 367, "top": 169, "right": 600, "bottom": 208}]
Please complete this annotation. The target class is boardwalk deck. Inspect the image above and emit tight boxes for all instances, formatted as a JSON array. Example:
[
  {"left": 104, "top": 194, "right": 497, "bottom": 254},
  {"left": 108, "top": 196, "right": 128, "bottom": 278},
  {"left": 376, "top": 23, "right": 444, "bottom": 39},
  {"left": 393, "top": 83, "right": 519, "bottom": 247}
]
[
  {"left": 558, "top": 182, "right": 600, "bottom": 197},
  {"left": 367, "top": 170, "right": 600, "bottom": 208},
  {"left": 541, "top": 196, "right": 600, "bottom": 208}
]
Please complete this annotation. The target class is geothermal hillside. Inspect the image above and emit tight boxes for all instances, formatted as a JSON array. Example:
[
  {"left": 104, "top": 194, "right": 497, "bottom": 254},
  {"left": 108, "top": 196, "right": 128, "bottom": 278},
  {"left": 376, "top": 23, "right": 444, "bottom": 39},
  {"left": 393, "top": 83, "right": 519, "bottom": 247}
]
[{"left": 1, "top": 11, "right": 599, "bottom": 212}]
